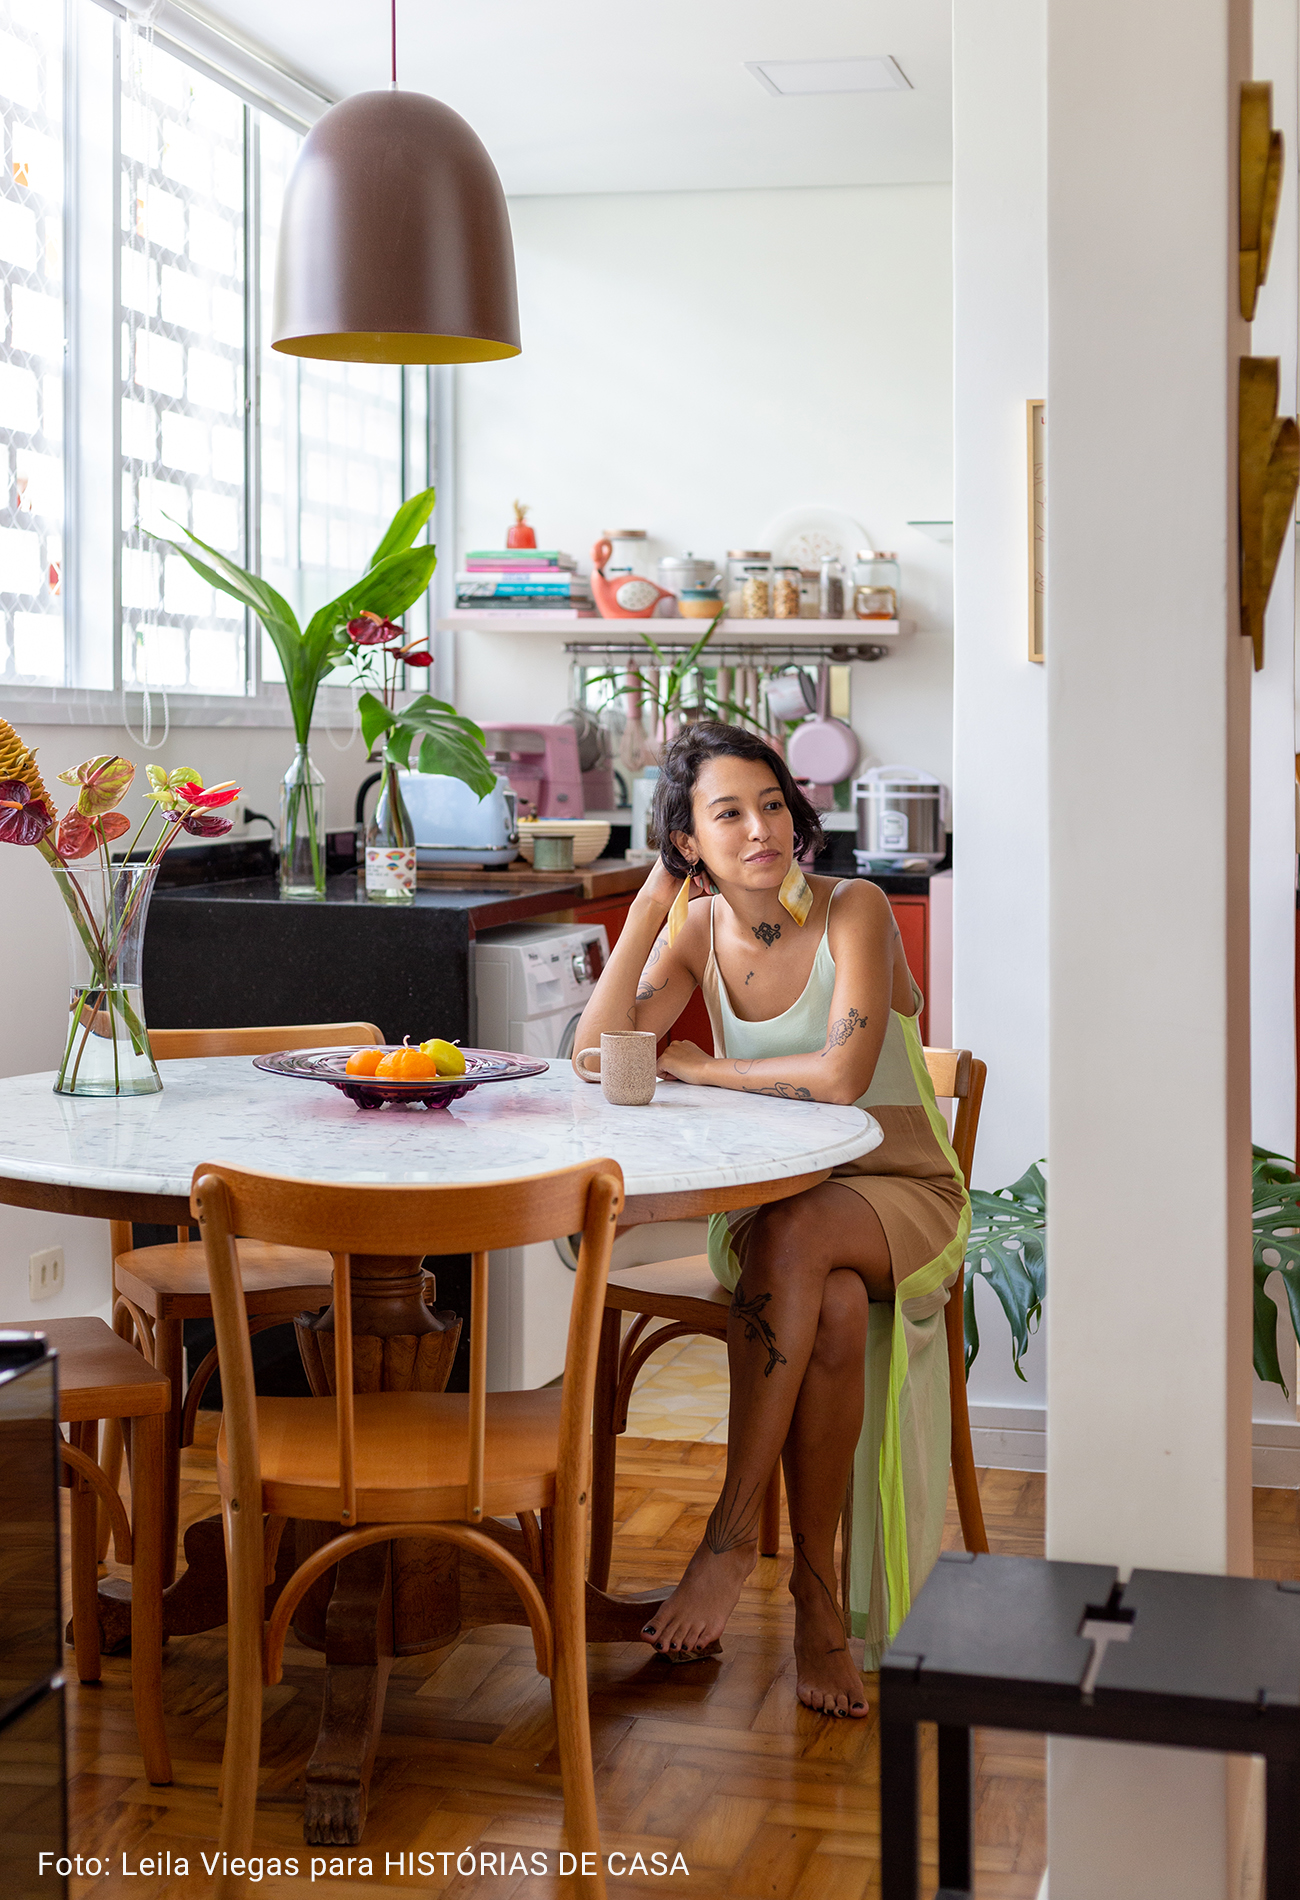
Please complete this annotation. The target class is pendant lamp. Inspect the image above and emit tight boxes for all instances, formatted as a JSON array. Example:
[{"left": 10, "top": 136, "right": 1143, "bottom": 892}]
[{"left": 271, "top": 3, "right": 520, "bottom": 364}]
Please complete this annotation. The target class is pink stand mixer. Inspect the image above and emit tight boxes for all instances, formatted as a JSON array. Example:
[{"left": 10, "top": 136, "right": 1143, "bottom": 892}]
[{"left": 479, "top": 723, "right": 585, "bottom": 819}]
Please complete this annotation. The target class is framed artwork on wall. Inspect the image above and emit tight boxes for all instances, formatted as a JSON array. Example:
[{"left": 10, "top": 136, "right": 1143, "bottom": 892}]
[{"left": 1027, "top": 399, "right": 1045, "bottom": 662}]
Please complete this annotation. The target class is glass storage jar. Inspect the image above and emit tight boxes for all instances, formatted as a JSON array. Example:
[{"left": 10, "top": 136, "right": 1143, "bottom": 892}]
[
  {"left": 852, "top": 550, "right": 900, "bottom": 620},
  {"left": 799, "top": 568, "right": 820, "bottom": 617},
  {"left": 726, "top": 551, "right": 773, "bottom": 619},
  {"left": 772, "top": 565, "right": 801, "bottom": 619},
  {"left": 819, "top": 554, "right": 847, "bottom": 620}
]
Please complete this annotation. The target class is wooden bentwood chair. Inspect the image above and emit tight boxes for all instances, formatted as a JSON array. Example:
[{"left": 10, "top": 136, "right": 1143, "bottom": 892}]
[
  {"left": 104, "top": 1023, "right": 383, "bottom": 1574},
  {"left": 192, "top": 1156, "right": 624, "bottom": 1900},
  {"left": 588, "top": 1048, "right": 990, "bottom": 1592}
]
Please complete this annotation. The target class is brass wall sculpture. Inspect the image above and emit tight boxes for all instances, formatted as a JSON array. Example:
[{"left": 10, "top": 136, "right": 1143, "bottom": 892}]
[
  {"left": 1239, "top": 357, "right": 1299, "bottom": 669},
  {"left": 1240, "top": 81, "right": 1283, "bottom": 320}
]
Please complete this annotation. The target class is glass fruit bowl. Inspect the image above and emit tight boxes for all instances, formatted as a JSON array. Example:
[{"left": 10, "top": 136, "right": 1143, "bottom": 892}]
[{"left": 252, "top": 1046, "right": 548, "bottom": 1110}]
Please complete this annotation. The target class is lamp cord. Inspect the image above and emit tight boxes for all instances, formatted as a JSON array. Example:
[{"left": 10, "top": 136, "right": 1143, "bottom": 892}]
[{"left": 390, "top": 0, "right": 397, "bottom": 87}]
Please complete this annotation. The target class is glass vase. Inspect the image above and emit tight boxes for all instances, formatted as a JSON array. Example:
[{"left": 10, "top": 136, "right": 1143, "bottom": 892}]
[
  {"left": 54, "top": 861, "right": 162, "bottom": 1098},
  {"left": 364, "top": 758, "right": 416, "bottom": 905},
  {"left": 279, "top": 743, "right": 326, "bottom": 899}
]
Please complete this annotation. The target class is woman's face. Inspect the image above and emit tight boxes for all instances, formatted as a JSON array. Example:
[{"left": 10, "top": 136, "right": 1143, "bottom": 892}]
[{"left": 673, "top": 755, "right": 795, "bottom": 893}]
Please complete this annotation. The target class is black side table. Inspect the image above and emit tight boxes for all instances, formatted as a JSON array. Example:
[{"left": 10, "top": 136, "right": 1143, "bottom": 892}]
[{"left": 879, "top": 1551, "right": 1300, "bottom": 1898}]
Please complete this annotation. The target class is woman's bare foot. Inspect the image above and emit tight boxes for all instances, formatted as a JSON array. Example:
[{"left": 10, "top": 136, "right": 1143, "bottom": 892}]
[
  {"left": 791, "top": 1586, "right": 868, "bottom": 1717},
  {"left": 640, "top": 1540, "right": 755, "bottom": 1656}
]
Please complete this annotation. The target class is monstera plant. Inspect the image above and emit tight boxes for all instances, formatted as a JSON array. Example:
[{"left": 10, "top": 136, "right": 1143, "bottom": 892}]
[{"left": 962, "top": 1147, "right": 1300, "bottom": 1390}]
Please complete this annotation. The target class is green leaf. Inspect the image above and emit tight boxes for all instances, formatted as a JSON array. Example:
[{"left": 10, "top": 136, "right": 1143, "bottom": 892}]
[
  {"left": 962, "top": 1163, "right": 1047, "bottom": 1379},
  {"left": 303, "top": 546, "right": 440, "bottom": 656},
  {"left": 368, "top": 486, "right": 436, "bottom": 569},
  {"left": 381, "top": 694, "right": 495, "bottom": 796},
  {"left": 155, "top": 527, "right": 302, "bottom": 657},
  {"left": 358, "top": 691, "right": 396, "bottom": 756},
  {"left": 1251, "top": 1146, "right": 1300, "bottom": 1393}
]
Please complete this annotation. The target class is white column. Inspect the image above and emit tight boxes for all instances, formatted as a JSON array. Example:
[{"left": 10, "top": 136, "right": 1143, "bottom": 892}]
[{"left": 1045, "top": 0, "right": 1254, "bottom": 1894}]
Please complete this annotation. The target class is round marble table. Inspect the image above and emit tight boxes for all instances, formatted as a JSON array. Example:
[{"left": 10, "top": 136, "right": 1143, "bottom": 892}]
[
  {"left": 0, "top": 1055, "right": 881, "bottom": 1841},
  {"left": 0, "top": 1054, "right": 881, "bottom": 1224}
]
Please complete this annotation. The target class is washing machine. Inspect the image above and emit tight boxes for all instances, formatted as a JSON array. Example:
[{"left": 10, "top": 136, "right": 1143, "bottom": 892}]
[{"left": 473, "top": 922, "right": 710, "bottom": 1390}]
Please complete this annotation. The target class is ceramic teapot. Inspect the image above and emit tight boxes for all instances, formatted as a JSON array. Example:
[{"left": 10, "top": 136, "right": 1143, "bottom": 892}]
[{"left": 590, "top": 538, "right": 676, "bottom": 619}]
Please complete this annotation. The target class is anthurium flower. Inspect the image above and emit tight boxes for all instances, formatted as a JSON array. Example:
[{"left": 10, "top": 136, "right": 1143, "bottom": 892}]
[
  {"left": 0, "top": 779, "right": 54, "bottom": 847},
  {"left": 144, "top": 764, "right": 203, "bottom": 814},
  {"left": 179, "top": 809, "right": 234, "bottom": 839},
  {"left": 58, "top": 754, "right": 135, "bottom": 817},
  {"left": 347, "top": 612, "right": 404, "bottom": 646},
  {"left": 396, "top": 644, "right": 433, "bottom": 668},
  {"left": 176, "top": 780, "right": 240, "bottom": 811},
  {"left": 57, "top": 809, "right": 131, "bottom": 860}
]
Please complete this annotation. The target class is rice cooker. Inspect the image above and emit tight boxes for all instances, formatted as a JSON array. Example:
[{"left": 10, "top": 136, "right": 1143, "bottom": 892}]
[{"left": 854, "top": 766, "right": 948, "bottom": 871}]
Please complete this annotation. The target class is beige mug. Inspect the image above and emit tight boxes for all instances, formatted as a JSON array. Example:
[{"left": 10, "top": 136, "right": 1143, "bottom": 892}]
[{"left": 576, "top": 1030, "right": 658, "bottom": 1106}]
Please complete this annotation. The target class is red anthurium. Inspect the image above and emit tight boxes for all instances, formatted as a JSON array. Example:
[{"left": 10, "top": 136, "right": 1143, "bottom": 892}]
[
  {"left": 57, "top": 808, "right": 131, "bottom": 860},
  {"left": 0, "top": 780, "right": 54, "bottom": 847},
  {"left": 347, "top": 612, "right": 404, "bottom": 646},
  {"left": 398, "top": 647, "right": 433, "bottom": 668},
  {"left": 176, "top": 780, "right": 240, "bottom": 811},
  {"left": 179, "top": 809, "right": 234, "bottom": 838}
]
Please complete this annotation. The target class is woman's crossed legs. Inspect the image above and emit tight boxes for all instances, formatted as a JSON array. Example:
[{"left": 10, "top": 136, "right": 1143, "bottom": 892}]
[{"left": 640, "top": 1180, "right": 894, "bottom": 1716}]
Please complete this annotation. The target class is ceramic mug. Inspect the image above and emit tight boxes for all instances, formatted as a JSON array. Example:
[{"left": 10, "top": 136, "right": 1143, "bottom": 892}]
[{"left": 576, "top": 1030, "right": 657, "bottom": 1106}]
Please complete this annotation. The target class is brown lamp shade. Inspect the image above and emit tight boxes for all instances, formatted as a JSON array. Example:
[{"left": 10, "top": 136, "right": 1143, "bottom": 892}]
[{"left": 271, "top": 90, "right": 520, "bottom": 364}]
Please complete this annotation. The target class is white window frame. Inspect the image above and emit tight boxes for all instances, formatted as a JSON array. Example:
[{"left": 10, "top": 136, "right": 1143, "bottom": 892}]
[{"left": 0, "top": 0, "right": 447, "bottom": 729}]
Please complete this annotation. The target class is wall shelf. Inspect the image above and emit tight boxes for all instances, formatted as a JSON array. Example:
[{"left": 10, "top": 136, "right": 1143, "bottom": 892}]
[{"left": 440, "top": 612, "right": 908, "bottom": 646}]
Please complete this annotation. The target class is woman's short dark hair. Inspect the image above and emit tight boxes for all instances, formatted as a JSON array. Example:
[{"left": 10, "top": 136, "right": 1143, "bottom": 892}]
[{"left": 650, "top": 721, "right": 825, "bottom": 880}]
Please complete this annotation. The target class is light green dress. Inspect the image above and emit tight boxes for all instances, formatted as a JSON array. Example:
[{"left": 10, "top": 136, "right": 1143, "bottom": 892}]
[{"left": 699, "top": 885, "right": 970, "bottom": 1668}]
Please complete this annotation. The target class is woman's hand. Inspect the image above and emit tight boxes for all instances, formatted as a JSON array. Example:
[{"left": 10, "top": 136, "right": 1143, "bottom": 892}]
[
  {"left": 656, "top": 1039, "right": 713, "bottom": 1085},
  {"left": 634, "top": 857, "right": 688, "bottom": 918}
]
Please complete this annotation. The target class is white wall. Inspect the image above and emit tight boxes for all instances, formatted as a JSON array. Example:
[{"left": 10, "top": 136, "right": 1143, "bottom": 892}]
[
  {"left": 453, "top": 183, "right": 956, "bottom": 784},
  {"left": 950, "top": 0, "right": 1049, "bottom": 1426},
  {"left": 0, "top": 718, "right": 369, "bottom": 1322}
]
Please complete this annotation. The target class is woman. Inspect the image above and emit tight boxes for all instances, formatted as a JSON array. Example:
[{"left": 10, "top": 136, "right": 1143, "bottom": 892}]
[{"left": 572, "top": 721, "right": 969, "bottom": 1718}]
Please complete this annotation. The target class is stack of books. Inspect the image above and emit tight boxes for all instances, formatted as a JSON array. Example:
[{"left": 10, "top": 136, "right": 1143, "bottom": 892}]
[{"left": 455, "top": 550, "right": 593, "bottom": 617}]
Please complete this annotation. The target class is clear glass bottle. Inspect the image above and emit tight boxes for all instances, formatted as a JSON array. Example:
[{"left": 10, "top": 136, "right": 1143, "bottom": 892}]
[
  {"left": 365, "top": 758, "right": 417, "bottom": 904},
  {"left": 279, "top": 744, "right": 326, "bottom": 900},
  {"left": 819, "top": 554, "right": 847, "bottom": 620},
  {"left": 772, "top": 565, "right": 801, "bottom": 619},
  {"left": 726, "top": 551, "right": 772, "bottom": 619},
  {"left": 852, "top": 550, "right": 900, "bottom": 621},
  {"left": 799, "top": 568, "right": 820, "bottom": 618}
]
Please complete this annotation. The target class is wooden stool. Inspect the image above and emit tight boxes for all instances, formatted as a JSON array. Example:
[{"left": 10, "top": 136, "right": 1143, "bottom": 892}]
[
  {"left": 879, "top": 1550, "right": 1300, "bottom": 1898},
  {"left": 2, "top": 1317, "right": 172, "bottom": 1785}
]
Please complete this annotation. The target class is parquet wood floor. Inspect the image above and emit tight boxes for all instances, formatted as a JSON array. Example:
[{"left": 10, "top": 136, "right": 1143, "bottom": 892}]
[{"left": 58, "top": 1423, "right": 1300, "bottom": 1900}]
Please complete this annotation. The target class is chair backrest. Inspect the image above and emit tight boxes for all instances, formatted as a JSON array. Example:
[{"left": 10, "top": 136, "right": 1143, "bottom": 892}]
[
  {"left": 191, "top": 1159, "right": 624, "bottom": 1531},
  {"left": 922, "top": 1046, "right": 987, "bottom": 1191},
  {"left": 151, "top": 1022, "right": 383, "bottom": 1060},
  {"left": 924, "top": 1047, "right": 988, "bottom": 1411}
]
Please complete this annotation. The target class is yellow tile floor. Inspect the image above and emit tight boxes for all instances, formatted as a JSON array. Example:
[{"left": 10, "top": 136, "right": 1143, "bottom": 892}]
[{"left": 622, "top": 1327, "right": 731, "bottom": 1441}]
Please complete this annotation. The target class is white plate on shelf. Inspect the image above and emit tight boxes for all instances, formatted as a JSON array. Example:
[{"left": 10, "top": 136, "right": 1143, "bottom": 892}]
[{"left": 760, "top": 506, "right": 871, "bottom": 572}]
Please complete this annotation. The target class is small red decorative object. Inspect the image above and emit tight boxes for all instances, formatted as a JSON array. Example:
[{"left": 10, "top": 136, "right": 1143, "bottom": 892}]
[
  {"left": 347, "top": 612, "right": 404, "bottom": 646},
  {"left": 506, "top": 499, "right": 536, "bottom": 550},
  {"left": 0, "top": 779, "right": 53, "bottom": 847}
]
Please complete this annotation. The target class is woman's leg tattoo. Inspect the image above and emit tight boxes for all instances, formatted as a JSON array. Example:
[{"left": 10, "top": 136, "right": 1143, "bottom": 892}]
[
  {"left": 731, "top": 1283, "right": 788, "bottom": 1378},
  {"left": 704, "top": 1472, "right": 765, "bottom": 1555}
]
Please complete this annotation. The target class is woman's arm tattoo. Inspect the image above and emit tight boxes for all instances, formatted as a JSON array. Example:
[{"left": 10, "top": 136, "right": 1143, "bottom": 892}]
[
  {"left": 742, "top": 1081, "right": 813, "bottom": 1101},
  {"left": 820, "top": 1007, "right": 865, "bottom": 1055},
  {"left": 731, "top": 1286, "right": 788, "bottom": 1376}
]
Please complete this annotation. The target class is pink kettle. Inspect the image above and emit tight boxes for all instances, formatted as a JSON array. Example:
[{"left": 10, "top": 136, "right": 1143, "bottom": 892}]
[{"left": 590, "top": 539, "right": 675, "bottom": 619}]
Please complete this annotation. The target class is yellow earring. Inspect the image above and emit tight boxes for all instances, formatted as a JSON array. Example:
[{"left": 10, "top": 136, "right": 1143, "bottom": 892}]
[
  {"left": 778, "top": 865, "right": 813, "bottom": 926},
  {"left": 666, "top": 877, "right": 691, "bottom": 945}
]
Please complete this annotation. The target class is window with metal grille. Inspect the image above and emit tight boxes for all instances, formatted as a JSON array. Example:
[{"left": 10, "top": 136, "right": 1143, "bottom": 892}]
[
  {"left": 0, "top": 0, "right": 65, "bottom": 687},
  {"left": 119, "top": 29, "right": 248, "bottom": 697}
]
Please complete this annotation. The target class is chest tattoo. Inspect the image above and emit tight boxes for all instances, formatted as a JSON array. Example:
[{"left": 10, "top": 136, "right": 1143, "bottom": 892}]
[
  {"left": 752, "top": 920, "right": 781, "bottom": 947},
  {"left": 744, "top": 970, "right": 754, "bottom": 986}
]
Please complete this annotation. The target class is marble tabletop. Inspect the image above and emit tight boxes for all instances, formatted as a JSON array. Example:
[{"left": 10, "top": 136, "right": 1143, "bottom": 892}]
[{"left": 0, "top": 1058, "right": 882, "bottom": 1206}]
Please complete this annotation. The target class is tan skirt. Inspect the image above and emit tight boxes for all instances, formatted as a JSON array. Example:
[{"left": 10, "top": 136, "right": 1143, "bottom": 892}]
[{"left": 712, "top": 1104, "right": 967, "bottom": 1286}]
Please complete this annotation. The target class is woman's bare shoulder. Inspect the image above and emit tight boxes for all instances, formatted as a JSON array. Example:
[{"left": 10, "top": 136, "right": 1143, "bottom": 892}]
[{"left": 823, "top": 876, "right": 894, "bottom": 937}]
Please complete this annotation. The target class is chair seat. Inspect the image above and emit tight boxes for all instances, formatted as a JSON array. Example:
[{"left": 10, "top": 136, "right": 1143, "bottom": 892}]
[
  {"left": 220, "top": 1387, "right": 564, "bottom": 1521},
  {"left": 116, "top": 1239, "right": 334, "bottom": 1320},
  {"left": 0, "top": 1316, "right": 170, "bottom": 1422},
  {"left": 606, "top": 1252, "right": 730, "bottom": 1322}
]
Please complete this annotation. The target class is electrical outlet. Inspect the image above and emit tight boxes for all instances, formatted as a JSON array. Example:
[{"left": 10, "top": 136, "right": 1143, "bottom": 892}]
[{"left": 28, "top": 1247, "right": 64, "bottom": 1302}]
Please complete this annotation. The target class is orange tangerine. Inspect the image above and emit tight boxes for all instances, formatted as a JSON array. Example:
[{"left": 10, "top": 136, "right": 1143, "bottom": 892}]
[{"left": 345, "top": 1047, "right": 384, "bottom": 1077}]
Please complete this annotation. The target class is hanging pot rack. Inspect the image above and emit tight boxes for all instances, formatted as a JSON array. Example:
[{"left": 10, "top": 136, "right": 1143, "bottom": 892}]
[{"left": 563, "top": 640, "right": 892, "bottom": 666}]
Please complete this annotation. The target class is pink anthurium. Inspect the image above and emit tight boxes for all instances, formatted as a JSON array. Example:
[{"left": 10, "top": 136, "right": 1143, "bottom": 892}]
[
  {"left": 0, "top": 779, "right": 54, "bottom": 847},
  {"left": 57, "top": 809, "right": 132, "bottom": 861},
  {"left": 178, "top": 808, "right": 234, "bottom": 838},
  {"left": 58, "top": 754, "right": 135, "bottom": 817}
]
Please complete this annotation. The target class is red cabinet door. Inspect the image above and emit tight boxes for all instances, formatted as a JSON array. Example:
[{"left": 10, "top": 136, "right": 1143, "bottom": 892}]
[
  {"left": 888, "top": 896, "right": 929, "bottom": 1043},
  {"left": 573, "top": 894, "right": 715, "bottom": 1054}
]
